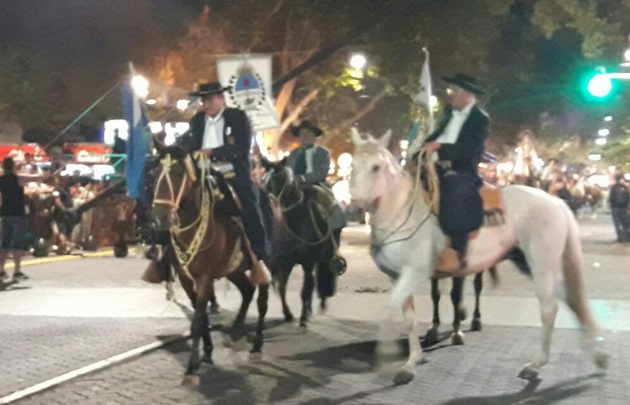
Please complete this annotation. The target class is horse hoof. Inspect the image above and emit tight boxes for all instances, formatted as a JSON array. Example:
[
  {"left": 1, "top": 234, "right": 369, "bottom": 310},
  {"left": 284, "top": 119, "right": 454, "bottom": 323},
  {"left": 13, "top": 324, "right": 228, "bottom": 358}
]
[
  {"left": 518, "top": 367, "right": 539, "bottom": 382},
  {"left": 201, "top": 353, "right": 213, "bottom": 365},
  {"left": 393, "top": 368, "right": 415, "bottom": 385},
  {"left": 249, "top": 351, "right": 263, "bottom": 362},
  {"left": 224, "top": 334, "right": 249, "bottom": 352},
  {"left": 424, "top": 327, "right": 439, "bottom": 346},
  {"left": 182, "top": 375, "right": 201, "bottom": 387},
  {"left": 299, "top": 319, "right": 308, "bottom": 328},
  {"left": 283, "top": 312, "right": 294, "bottom": 323},
  {"left": 451, "top": 331, "right": 465, "bottom": 346},
  {"left": 471, "top": 319, "right": 482, "bottom": 332},
  {"left": 209, "top": 304, "right": 221, "bottom": 315},
  {"left": 594, "top": 351, "right": 609, "bottom": 370}
]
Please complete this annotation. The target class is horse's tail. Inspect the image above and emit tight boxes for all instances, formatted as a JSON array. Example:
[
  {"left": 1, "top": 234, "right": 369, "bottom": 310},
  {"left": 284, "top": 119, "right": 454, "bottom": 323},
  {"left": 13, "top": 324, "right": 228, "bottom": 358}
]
[{"left": 561, "top": 203, "right": 600, "bottom": 334}]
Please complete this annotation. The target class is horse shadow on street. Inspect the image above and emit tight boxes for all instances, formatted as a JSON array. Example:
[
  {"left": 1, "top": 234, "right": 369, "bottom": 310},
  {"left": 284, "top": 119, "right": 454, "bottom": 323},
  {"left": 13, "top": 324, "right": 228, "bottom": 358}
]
[{"left": 159, "top": 315, "right": 462, "bottom": 404}]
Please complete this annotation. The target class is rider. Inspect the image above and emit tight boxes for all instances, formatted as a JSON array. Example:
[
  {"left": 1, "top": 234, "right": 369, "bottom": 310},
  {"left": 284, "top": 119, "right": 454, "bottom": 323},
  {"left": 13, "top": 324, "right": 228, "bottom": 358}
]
[
  {"left": 285, "top": 120, "right": 347, "bottom": 290},
  {"left": 142, "top": 81, "right": 270, "bottom": 283},
  {"left": 422, "top": 73, "right": 490, "bottom": 273}
]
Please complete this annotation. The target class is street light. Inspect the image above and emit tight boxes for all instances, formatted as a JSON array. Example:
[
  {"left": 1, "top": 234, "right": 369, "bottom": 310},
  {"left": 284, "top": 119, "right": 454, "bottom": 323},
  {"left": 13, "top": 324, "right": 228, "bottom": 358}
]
[
  {"left": 131, "top": 75, "right": 149, "bottom": 98},
  {"left": 598, "top": 128, "right": 610, "bottom": 137},
  {"left": 624, "top": 48, "right": 630, "bottom": 62},
  {"left": 604, "top": 115, "right": 613, "bottom": 121},
  {"left": 349, "top": 54, "right": 367, "bottom": 70},
  {"left": 595, "top": 138, "right": 607, "bottom": 146}
]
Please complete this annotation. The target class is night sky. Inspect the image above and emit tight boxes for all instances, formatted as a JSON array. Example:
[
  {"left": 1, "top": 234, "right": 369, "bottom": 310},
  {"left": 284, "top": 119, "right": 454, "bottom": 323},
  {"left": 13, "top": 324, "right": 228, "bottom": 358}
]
[{"left": 0, "top": 0, "right": 202, "bottom": 105}]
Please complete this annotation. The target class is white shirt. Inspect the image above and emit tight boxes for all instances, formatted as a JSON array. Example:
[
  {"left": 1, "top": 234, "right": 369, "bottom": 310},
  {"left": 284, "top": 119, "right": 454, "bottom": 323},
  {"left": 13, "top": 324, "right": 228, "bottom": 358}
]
[
  {"left": 435, "top": 101, "right": 476, "bottom": 145},
  {"left": 201, "top": 110, "right": 225, "bottom": 149}
]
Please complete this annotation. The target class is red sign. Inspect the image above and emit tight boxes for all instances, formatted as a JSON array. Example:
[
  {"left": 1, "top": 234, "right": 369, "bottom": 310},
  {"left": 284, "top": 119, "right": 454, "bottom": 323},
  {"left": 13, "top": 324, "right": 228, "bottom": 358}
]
[
  {"left": 63, "top": 143, "right": 113, "bottom": 163},
  {"left": 0, "top": 143, "right": 49, "bottom": 162}
]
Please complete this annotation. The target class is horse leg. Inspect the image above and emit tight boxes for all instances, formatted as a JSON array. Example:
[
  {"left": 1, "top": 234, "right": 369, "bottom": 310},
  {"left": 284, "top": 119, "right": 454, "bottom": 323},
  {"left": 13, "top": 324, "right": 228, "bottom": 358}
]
[
  {"left": 471, "top": 272, "right": 483, "bottom": 331},
  {"left": 299, "top": 262, "right": 316, "bottom": 327},
  {"left": 519, "top": 265, "right": 559, "bottom": 381},
  {"left": 394, "top": 296, "right": 423, "bottom": 385},
  {"left": 183, "top": 284, "right": 211, "bottom": 386},
  {"left": 424, "top": 277, "right": 441, "bottom": 346},
  {"left": 226, "top": 269, "right": 255, "bottom": 345},
  {"left": 276, "top": 262, "right": 294, "bottom": 322},
  {"left": 209, "top": 281, "right": 220, "bottom": 315},
  {"left": 316, "top": 259, "right": 336, "bottom": 314},
  {"left": 251, "top": 284, "right": 269, "bottom": 355},
  {"left": 450, "top": 276, "right": 465, "bottom": 345}
]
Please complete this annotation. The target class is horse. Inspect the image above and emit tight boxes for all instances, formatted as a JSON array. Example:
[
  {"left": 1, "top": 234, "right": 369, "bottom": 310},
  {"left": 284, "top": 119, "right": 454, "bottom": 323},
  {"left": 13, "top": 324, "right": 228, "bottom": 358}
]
[
  {"left": 260, "top": 157, "right": 346, "bottom": 327},
  {"left": 569, "top": 178, "right": 603, "bottom": 218},
  {"left": 349, "top": 129, "right": 607, "bottom": 385},
  {"left": 151, "top": 148, "right": 270, "bottom": 386}
]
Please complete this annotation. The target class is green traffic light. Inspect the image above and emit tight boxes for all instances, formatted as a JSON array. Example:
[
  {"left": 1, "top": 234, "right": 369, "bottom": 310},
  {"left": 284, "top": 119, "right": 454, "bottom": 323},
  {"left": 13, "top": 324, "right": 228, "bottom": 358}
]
[{"left": 587, "top": 74, "right": 613, "bottom": 98}]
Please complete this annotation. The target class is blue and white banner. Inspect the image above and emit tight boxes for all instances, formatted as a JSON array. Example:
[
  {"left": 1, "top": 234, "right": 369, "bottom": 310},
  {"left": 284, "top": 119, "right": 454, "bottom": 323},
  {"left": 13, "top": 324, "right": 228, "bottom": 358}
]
[
  {"left": 217, "top": 54, "right": 279, "bottom": 131},
  {"left": 122, "top": 63, "right": 150, "bottom": 201}
]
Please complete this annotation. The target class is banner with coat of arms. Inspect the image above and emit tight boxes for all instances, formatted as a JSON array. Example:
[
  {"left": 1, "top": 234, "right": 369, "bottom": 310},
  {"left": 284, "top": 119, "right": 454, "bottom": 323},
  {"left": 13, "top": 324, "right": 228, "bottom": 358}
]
[{"left": 217, "top": 54, "right": 279, "bottom": 132}]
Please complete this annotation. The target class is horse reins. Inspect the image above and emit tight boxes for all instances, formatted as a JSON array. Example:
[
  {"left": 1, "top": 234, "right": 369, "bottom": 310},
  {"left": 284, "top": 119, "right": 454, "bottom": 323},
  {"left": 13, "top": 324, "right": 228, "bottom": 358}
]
[
  {"left": 153, "top": 153, "right": 214, "bottom": 278},
  {"left": 269, "top": 168, "right": 335, "bottom": 247},
  {"left": 370, "top": 147, "right": 439, "bottom": 249}
]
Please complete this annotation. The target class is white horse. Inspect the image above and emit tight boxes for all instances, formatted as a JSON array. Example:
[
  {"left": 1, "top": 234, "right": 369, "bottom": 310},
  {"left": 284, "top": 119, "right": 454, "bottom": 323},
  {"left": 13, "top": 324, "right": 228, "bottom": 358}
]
[{"left": 349, "top": 129, "right": 608, "bottom": 385}]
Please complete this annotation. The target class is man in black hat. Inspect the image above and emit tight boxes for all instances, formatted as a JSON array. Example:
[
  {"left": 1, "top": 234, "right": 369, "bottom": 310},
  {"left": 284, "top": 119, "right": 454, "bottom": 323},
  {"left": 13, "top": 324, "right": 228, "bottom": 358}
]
[
  {"left": 186, "top": 82, "right": 270, "bottom": 271},
  {"left": 142, "top": 81, "right": 270, "bottom": 284},
  {"left": 422, "top": 73, "right": 490, "bottom": 273},
  {"left": 285, "top": 120, "right": 347, "bottom": 296},
  {"left": 286, "top": 121, "right": 330, "bottom": 186}
]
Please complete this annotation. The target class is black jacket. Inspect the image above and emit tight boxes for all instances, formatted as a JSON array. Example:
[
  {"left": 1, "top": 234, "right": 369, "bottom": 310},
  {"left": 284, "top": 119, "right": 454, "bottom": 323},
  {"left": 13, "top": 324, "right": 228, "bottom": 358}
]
[
  {"left": 180, "top": 108, "right": 252, "bottom": 178},
  {"left": 424, "top": 105, "right": 490, "bottom": 181}
]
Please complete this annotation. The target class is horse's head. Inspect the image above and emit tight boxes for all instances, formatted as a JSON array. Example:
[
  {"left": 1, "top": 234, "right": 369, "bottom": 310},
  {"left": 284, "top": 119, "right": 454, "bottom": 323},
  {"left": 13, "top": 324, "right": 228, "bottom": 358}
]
[
  {"left": 349, "top": 128, "right": 398, "bottom": 207},
  {"left": 260, "top": 156, "right": 293, "bottom": 199},
  {"left": 151, "top": 146, "right": 199, "bottom": 231}
]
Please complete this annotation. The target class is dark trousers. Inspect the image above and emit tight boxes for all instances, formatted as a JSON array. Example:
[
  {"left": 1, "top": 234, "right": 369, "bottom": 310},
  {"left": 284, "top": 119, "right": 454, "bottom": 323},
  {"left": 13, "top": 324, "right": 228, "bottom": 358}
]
[
  {"left": 437, "top": 168, "right": 483, "bottom": 257},
  {"left": 228, "top": 175, "right": 270, "bottom": 260},
  {"left": 611, "top": 207, "right": 630, "bottom": 243}
]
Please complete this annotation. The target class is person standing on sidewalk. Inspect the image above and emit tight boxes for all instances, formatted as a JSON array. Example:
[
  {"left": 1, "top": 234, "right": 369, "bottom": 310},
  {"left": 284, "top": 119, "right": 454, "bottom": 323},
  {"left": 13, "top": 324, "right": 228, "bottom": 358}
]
[
  {"left": 0, "top": 157, "right": 43, "bottom": 282},
  {"left": 608, "top": 172, "right": 630, "bottom": 243}
]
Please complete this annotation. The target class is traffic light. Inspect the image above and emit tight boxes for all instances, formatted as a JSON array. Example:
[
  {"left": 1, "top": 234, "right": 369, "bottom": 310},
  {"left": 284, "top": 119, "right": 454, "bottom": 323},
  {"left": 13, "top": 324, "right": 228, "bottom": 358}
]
[{"left": 587, "top": 73, "right": 613, "bottom": 98}]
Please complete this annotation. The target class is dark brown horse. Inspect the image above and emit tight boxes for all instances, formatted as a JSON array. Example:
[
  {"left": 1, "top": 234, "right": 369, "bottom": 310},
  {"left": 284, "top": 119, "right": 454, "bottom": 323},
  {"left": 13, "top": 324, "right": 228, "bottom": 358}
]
[
  {"left": 151, "top": 148, "right": 270, "bottom": 386},
  {"left": 260, "top": 158, "right": 346, "bottom": 327}
]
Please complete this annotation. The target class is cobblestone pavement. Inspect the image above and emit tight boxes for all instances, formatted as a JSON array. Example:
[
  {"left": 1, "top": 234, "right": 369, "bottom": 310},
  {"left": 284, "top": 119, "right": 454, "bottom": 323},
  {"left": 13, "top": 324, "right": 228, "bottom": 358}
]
[{"left": 1, "top": 213, "right": 629, "bottom": 404}]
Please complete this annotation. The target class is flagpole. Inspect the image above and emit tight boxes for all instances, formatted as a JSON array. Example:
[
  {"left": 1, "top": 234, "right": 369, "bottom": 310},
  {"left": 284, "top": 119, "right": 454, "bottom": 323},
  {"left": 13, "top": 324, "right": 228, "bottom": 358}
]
[{"left": 43, "top": 79, "right": 124, "bottom": 150}]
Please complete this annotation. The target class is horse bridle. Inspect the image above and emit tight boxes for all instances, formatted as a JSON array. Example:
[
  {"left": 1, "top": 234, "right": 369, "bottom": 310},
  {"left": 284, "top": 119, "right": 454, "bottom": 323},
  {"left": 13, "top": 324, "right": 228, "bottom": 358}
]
[
  {"left": 153, "top": 154, "right": 198, "bottom": 211},
  {"left": 267, "top": 167, "right": 304, "bottom": 212}
]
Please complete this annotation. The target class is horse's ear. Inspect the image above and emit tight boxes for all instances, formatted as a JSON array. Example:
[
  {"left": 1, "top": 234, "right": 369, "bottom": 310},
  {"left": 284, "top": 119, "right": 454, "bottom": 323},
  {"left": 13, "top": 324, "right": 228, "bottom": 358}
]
[
  {"left": 350, "top": 127, "right": 363, "bottom": 146},
  {"left": 378, "top": 129, "right": 392, "bottom": 149}
]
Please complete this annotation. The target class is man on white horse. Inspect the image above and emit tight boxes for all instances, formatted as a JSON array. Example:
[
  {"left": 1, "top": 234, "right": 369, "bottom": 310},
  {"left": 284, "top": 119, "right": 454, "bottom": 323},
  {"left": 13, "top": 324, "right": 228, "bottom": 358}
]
[{"left": 421, "top": 73, "right": 490, "bottom": 272}]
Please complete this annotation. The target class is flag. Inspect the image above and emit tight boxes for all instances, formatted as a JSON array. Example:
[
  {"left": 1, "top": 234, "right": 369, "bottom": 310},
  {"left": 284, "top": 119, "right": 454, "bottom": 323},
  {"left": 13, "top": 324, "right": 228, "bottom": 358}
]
[
  {"left": 122, "top": 62, "right": 150, "bottom": 201},
  {"left": 413, "top": 47, "right": 434, "bottom": 134}
]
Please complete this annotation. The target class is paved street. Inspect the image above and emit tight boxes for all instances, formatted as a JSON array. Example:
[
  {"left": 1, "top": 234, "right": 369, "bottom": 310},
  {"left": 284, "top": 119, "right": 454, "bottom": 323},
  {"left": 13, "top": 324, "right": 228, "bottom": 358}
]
[{"left": 1, "top": 213, "right": 629, "bottom": 404}]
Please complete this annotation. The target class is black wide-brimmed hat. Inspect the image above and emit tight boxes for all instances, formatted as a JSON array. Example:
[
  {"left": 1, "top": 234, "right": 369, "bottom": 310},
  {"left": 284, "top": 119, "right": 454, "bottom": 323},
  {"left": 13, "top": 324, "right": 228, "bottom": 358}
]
[
  {"left": 189, "top": 81, "right": 231, "bottom": 97},
  {"left": 442, "top": 73, "right": 486, "bottom": 95},
  {"left": 290, "top": 120, "right": 323, "bottom": 137}
]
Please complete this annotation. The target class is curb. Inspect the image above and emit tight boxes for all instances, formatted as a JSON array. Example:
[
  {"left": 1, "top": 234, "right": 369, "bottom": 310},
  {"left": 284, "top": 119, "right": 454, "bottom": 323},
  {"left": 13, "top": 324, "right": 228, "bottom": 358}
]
[{"left": 4, "top": 249, "right": 116, "bottom": 269}]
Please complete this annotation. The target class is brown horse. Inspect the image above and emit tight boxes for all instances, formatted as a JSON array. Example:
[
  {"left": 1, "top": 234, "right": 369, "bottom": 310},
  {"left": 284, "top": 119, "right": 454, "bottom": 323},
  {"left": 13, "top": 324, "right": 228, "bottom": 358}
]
[{"left": 151, "top": 148, "right": 270, "bottom": 386}]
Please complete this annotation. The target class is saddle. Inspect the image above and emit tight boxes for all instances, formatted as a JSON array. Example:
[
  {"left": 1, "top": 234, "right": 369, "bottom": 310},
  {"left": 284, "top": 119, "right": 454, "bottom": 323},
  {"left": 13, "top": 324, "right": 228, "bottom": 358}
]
[{"left": 480, "top": 183, "right": 505, "bottom": 218}]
